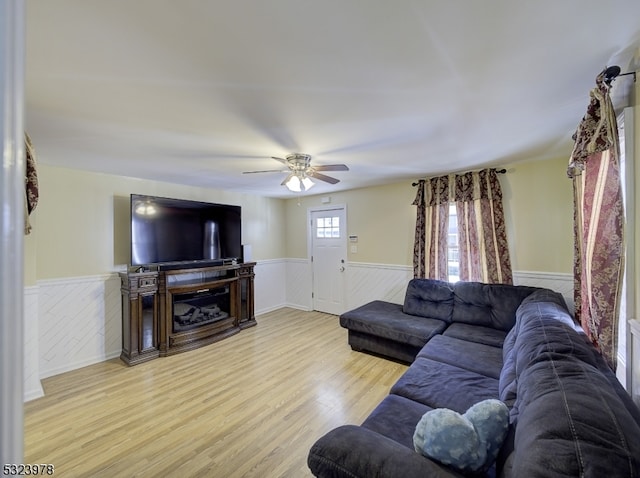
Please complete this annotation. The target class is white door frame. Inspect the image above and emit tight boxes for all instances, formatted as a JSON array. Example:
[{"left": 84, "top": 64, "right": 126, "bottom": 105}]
[{"left": 308, "top": 204, "right": 348, "bottom": 313}]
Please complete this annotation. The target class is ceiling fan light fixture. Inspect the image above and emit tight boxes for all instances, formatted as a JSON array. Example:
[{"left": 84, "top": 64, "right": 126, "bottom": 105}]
[
  {"left": 285, "top": 173, "right": 315, "bottom": 192},
  {"left": 301, "top": 176, "right": 315, "bottom": 191},
  {"left": 244, "top": 153, "right": 344, "bottom": 192},
  {"left": 285, "top": 175, "right": 301, "bottom": 192},
  {"left": 285, "top": 174, "right": 302, "bottom": 192}
]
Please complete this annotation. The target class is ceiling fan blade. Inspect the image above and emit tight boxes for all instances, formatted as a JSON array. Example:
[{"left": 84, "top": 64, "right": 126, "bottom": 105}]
[
  {"left": 313, "top": 164, "right": 349, "bottom": 172},
  {"left": 309, "top": 172, "right": 340, "bottom": 184},
  {"left": 242, "top": 169, "right": 288, "bottom": 174},
  {"left": 271, "top": 156, "right": 288, "bottom": 164}
]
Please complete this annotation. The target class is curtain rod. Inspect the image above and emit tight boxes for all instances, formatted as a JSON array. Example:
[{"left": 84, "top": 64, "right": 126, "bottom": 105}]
[
  {"left": 604, "top": 65, "right": 637, "bottom": 85},
  {"left": 411, "top": 168, "right": 506, "bottom": 187}
]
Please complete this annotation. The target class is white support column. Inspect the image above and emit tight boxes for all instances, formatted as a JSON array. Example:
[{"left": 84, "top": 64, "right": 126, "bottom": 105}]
[{"left": 0, "top": 0, "right": 25, "bottom": 465}]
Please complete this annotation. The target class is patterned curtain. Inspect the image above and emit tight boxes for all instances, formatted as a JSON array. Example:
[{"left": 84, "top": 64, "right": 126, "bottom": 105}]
[
  {"left": 426, "top": 176, "right": 450, "bottom": 281},
  {"left": 412, "top": 170, "right": 510, "bottom": 283},
  {"left": 454, "top": 169, "right": 512, "bottom": 284},
  {"left": 24, "top": 132, "right": 39, "bottom": 235},
  {"left": 567, "top": 69, "right": 624, "bottom": 371},
  {"left": 412, "top": 176, "right": 449, "bottom": 280},
  {"left": 412, "top": 180, "right": 426, "bottom": 278}
]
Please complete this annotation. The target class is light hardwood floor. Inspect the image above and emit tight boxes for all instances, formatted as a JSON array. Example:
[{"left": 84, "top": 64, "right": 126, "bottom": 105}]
[{"left": 24, "top": 308, "right": 408, "bottom": 478}]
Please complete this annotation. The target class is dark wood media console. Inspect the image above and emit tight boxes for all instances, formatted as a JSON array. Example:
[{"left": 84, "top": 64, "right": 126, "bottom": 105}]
[{"left": 120, "top": 262, "right": 256, "bottom": 365}]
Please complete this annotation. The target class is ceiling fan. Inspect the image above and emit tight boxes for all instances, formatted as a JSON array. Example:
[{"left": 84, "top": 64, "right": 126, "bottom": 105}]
[{"left": 243, "top": 153, "right": 349, "bottom": 192}]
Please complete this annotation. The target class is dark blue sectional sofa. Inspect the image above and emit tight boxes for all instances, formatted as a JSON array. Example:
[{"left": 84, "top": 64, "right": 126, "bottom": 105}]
[{"left": 308, "top": 279, "right": 640, "bottom": 478}]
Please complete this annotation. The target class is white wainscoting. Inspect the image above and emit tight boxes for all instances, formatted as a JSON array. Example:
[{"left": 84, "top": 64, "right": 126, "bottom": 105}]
[
  {"left": 345, "top": 262, "right": 414, "bottom": 310},
  {"left": 284, "top": 258, "right": 312, "bottom": 311},
  {"left": 512, "top": 270, "right": 574, "bottom": 314},
  {"left": 23, "top": 263, "right": 578, "bottom": 400},
  {"left": 254, "top": 259, "right": 287, "bottom": 314},
  {"left": 37, "top": 274, "right": 122, "bottom": 380},
  {"left": 24, "top": 286, "right": 44, "bottom": 401},
  {"left": 29, "top": 263, "right": 289, "bottom": 390},
  {"left": 282, "top": 260, "right": 413, "bottom": 313}
]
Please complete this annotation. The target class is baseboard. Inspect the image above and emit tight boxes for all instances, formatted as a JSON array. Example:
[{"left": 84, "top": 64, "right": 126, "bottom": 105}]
[
  {"left": 255, "top": 304, "right": 287, "bottom": 315},
  {"left": 40, "top": 350, "right": 122, "bottom": 380},
  {"left": 256, "top": 303, "right": 312, "bottom": 316},
  {"left": 283, "top": 303, "right": 313, "bottom": 312},
  {"left": 24, "top": 388, "right": 45, "bottom": 402}
]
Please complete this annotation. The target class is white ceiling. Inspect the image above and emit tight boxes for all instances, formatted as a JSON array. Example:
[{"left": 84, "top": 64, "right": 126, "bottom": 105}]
[{"left": 25, "top": 0, "right": 640, "bottom": 198}]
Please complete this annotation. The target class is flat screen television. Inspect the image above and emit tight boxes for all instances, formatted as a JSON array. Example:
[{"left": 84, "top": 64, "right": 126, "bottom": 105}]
[{"left": 130, "top": 194, "right": 242, "bottom": 268}]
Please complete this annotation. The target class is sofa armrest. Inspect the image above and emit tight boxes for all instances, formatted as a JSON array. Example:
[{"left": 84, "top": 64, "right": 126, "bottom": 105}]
[{"left": 307, "top": 425, "right": 464, "bottom": 478}]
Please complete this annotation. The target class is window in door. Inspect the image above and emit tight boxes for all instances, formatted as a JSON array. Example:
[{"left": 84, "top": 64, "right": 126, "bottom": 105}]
[{"left": 316, "top": 216, "right": 341, "bottom": 238}]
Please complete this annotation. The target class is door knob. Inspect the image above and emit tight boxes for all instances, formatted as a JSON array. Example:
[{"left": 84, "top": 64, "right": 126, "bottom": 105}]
[{"left": 339, "top": 266, "right": 345, "bottom": 272}]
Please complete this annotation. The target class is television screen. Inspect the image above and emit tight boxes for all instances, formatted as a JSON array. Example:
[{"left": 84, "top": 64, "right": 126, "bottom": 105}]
[{"left": 130, "top": 194, "right": 242, "bottom": 267}]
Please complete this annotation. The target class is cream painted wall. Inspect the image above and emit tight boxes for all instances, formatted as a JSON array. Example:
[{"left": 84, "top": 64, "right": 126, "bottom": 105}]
[
  {"left": 501, "top": 156, "right": 574, "bottom": 273},
  {"left": 284, "top": 182, "right": 416, "bottom": 264},
  {"left": 284, "top": 157, "right": 574, "bottom": 274},
  {"left": 25, "top": 164, "right": 286, "bottom": 283}
]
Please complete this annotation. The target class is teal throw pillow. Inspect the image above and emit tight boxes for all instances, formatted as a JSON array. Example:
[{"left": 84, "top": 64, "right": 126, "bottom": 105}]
[{"left": 413, "top": 399, "right": 509, "bottom": 473}]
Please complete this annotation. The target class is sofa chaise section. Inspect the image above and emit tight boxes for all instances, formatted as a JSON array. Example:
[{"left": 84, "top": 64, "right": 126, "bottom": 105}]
[{"left": 340, "top": 300, "right": 447, "bottom": 363}]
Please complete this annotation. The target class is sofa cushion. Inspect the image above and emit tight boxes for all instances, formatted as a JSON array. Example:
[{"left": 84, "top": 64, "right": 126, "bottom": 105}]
[
  {"left": 340, "top": 300, "right": 447, "bottom": 348},
  {"left": 403, "top": 278, "right": 454, "bottom": 321},
  {"left": 361, "top": 393, "right": 432, "bottom": 449},
  {"left": 413, "top": 399, "right": 509, "bottom": 474},
  {"left": 391, "top": 357, "right": 499, "bottom": 412},
  {"left": 418, "top": 335, "right": 504, "bottom": 379},
  {"left": 442, "top": 323, "right": 507, "bottom": 347},
  {"left": 451, "top": 282, "right": 540, "bottom": 331}
]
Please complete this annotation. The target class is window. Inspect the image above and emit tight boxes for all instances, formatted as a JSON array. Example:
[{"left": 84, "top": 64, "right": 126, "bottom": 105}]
[
  {"left": 447, "top": 204, "right": 459, "bottom": 282},
  {"left": 316, "top": 216, "right": 341, "bottom": 238}
]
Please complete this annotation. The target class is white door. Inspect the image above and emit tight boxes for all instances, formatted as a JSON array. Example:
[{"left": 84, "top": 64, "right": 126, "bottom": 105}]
[{"left": 310, "top": 207, "right": 347, "bottom": 315}]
